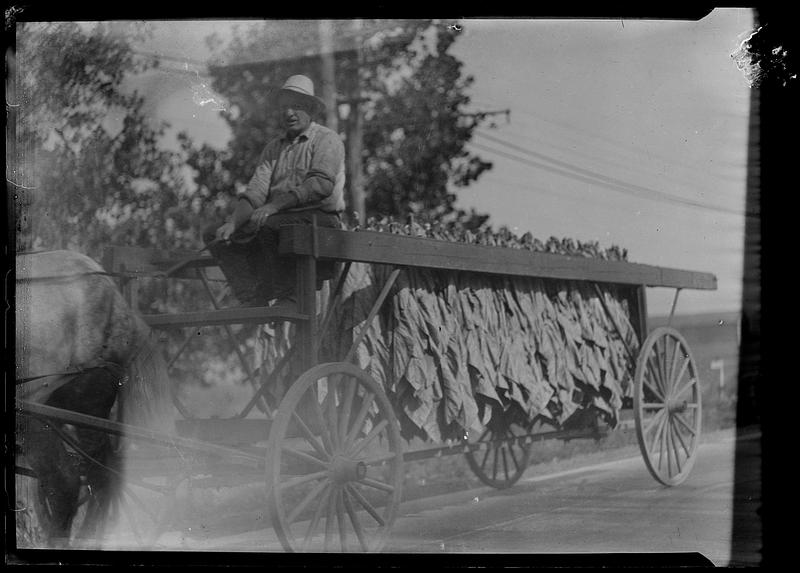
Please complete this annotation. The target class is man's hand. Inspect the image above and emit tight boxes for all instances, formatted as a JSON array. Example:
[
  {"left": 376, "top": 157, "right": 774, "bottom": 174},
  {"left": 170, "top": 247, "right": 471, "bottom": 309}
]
[
  {"left": 215, "top": 221, "right": 237, "bottom": 242},
  {"left": 251, "top": 204, "right": 278, "bottom": 227}
]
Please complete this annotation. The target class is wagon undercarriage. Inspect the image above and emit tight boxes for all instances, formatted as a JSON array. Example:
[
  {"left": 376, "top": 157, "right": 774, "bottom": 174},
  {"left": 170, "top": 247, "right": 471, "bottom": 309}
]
[{"left": 16, "top": 222, "right": 715, "bottom": 551}]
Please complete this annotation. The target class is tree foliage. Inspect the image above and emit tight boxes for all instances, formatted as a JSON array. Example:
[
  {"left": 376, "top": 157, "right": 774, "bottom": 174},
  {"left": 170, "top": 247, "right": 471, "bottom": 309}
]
[
  {"left": 12, "top": 22, "right": 194, "bottom": 258},
  {"left": 10, "top": 22, "right": 247, "bottom": 393},
  {"left": 182, "top": 19, "right": 492, "bottom": 229}
]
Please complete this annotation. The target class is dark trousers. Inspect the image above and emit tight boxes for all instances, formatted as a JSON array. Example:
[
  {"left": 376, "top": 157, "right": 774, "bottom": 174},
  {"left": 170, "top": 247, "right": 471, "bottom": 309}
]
[{"left": 203, "top": 210, "right": 341, "bottom": 307}]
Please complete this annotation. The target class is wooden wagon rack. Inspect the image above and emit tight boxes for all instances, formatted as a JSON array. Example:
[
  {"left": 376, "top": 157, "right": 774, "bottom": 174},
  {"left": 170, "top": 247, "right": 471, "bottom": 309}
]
[{"left": 17, "top": 222, "right": 716, "bottom": 552}]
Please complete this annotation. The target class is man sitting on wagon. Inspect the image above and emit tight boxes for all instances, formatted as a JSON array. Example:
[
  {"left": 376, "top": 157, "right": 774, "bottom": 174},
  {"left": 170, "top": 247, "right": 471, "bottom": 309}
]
[{"left": 204, "top": 74, "right": 345, "bottom": 310}]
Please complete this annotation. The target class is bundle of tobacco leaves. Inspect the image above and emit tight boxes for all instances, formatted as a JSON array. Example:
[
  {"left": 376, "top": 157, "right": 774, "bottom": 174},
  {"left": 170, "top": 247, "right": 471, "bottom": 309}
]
[{"left": 260, "top": 216, "right": 640, "bottom": 443}]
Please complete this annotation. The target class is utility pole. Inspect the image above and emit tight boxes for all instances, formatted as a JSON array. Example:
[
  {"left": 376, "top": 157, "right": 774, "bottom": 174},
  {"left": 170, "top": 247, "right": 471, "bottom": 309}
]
[
  {"left": 318, "top": 19, "right": 338, "bottom": 132},
  {"left": 345, "top": 19, "right": 365, "bottom": 225}
]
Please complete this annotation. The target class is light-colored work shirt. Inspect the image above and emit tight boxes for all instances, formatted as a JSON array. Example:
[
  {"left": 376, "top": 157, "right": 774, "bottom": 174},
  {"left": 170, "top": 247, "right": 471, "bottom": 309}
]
[{"left": 239, "top": 121, "right": 346, "bottom": 214}]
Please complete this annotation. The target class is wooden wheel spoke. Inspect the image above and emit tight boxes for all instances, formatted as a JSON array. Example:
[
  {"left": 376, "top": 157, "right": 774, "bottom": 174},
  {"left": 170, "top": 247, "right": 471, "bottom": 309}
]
[
  {"left": 645, "top": 413, "right": 662, "bottom": 455},
  {"left": 643, "top": 370, "right": 665, "bottom": 402},
  {"left": 348, "top": 419, "right": 389, "bottom": 458},
  {"left": 279, "top": 470, "right": 329, "bottom": 491},
  {"left": 672, "top": 410, "right": 698, "bottom": 437},
  {"left": 644, "top": 407, "right": 666, "bottom": 437},
  {"left": 336, "top": 487, "right": 348, "bottom": 551},
  {"left": 647, "top": 354, "right": 666, "bottom": 398},
  {"left": 287, "top": 479, "right": 329, "bottom": 525},
  {"left": 476, "top": 427, "right": 491, "bottom": 442},
  {"left": 507, "top": 440, "right": 520, "bottom": 472},
  {"left": 669, "top": 422, "right": 683, "bottom": 474},
  {"left": 466, "top": 423, "right": 531, "bottom": 489},
  {"left": 324, "top": 486, "right": 337, "bottom": 552},
  {"left": 479, "top": 429, "right": 494, "bottom": 471},
  {"left": 302, "top": 484, "right": 330, "bottom": 550},
  {"left": 359, "top": 477, "right": 395, "bottom": 493},
  {"left": 346, "top": 483, "right": 385, "bottom": 526},
  {"left": 671, "top": 376, "right": 696, "bottom": 401},
  {"left": 363, "top": 452, "right": 400, "bottom": 466},
  {"left": 665, "top": 417, "right": 674, "bottom": 477},
  {"left": 671, "top": 419, "right": 692, "bottom": 458},
  {"left": 120, "top": 495, "right": 144, "bottom": 545},
  {"left": 491, "top": 441, "right": 500, "bottom": 481},
  {"left": 343, "top": 393, "right": 376, "bottom": 452},
  {"left": 658, "top": 420, "right": 669, "bottom": 476},
  {"left": 642, "top": 402, "right": 665, "bottom": 410},
  {"left": 670, "top": 356, "right": 692, "bottom": 399},
  {"left": 657, "top": 337, "right": 671, "bottom": 395},
  {"left": 323, "top": 380, "right": 341, "bottom": 451},
  {"left": 116, "top": 483, "right": 168, "bottom": 547},
  {"left": 291, "top": 411, "right": 330, "bottom": 461},
  {"left": 121, "top": 484, "right": 158, "bottom": 522},
  {"left": 309, "top": 386, "right": 336, "bottom": 455},
  {"left": 667, "top": 338, "right": 682, "bottom": 392},
  {"left": 657, "top": 413, "right": 669, "bottom": 471},
  {"left": 342, "top": 487, "right": 369, "bottom": 551},
  {"left": 282, "top": 445, "right": 329, "bottom": 471},
  {"left": 338, "top": 377, "right": 358, "bottom": 445},
  {"left": 667, "top": 337, "right": 681, "bottom": 394}
]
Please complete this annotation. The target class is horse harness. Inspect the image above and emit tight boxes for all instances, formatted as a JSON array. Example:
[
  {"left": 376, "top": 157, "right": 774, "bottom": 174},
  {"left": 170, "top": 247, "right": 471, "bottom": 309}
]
[
  {"left": 15, "top": 265, "right": 133, "bottom": 399},
  {"left": 14, "top": 244, "right": 223, "bottom": 398},
  {"left": 16, "top": 362, "right": 129, "bottom": 402}
]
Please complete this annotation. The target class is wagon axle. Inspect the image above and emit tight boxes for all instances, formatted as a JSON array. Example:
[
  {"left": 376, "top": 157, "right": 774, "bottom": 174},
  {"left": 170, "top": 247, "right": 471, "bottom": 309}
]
[
  {"left": 329, "top": 456, "right": 367, "bottom": 484},
  {"left": 666, "top": 398, "right": 690, "bottom": 414}
]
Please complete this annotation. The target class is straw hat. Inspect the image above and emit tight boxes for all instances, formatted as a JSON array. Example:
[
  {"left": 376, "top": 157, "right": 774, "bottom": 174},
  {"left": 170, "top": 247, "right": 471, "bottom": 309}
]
[{"left": 276, "top": 74, "right": 326, "bottom": 115}]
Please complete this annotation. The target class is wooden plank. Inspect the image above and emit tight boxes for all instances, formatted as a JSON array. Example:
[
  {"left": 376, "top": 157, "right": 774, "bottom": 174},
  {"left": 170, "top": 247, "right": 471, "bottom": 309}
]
[
  {"left": 279, "top": 226, "right": 717, "bottom": 290},
  {"left": 17, "top": 400, "right": 263, "bottom": 468},
  {"left": 402, "top": 427, "right": 602, "bottom": 463},
  {"left": 296, "top": 254, "right": 318, "bottom": 372},
  {"left": 101, "top": 245, "right": 220, "bottom": 279},
  {"left": 636, "top": 285, "right": 649, "bottom": 339},
  {"left": 143, "top": 306, "right": 309, "bottom": 328}
]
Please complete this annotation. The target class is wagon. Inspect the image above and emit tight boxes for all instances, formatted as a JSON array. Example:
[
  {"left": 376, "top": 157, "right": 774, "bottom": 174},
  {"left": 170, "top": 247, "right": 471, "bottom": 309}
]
[{"left": 16, "top": 221, "right": 716, "bottom": 552}]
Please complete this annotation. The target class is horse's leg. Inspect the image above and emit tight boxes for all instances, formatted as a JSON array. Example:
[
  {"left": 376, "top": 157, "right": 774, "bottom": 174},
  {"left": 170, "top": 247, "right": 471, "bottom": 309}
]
[
  {"left": 46, "top": 368, "right": 121, "bottom": 546},
  {"left": 22, "top": 416, "right": 82, "bottom": 547}
]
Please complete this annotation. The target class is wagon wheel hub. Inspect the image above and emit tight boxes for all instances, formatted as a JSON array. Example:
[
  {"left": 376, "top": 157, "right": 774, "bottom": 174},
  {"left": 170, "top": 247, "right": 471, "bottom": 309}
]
[
  {"left": 329, "top": 455, "right": 367, "bottom": 484},
  {"left": 666, "top": 398, "right": 689, "bottom": 414}
]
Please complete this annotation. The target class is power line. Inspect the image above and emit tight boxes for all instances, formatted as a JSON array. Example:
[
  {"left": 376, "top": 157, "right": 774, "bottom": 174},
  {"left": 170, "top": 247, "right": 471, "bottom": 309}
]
[
  {"left": 473, "top": 130, "right": 746, "bottom": 217},
  {"left": 488, "top": 122, "right": 747, "bottom": 188},
  {"left": 207, "top": 20, "right": 414, "bottom": 70},
  {"left": 476, "top": 172, "right": 627, "bottom": 211},
  {"left": 470, "top": 139, "right": 747, "bottom": 217},
  {"left": 510, "top": 107, "right": 745, "bottom": 184}
]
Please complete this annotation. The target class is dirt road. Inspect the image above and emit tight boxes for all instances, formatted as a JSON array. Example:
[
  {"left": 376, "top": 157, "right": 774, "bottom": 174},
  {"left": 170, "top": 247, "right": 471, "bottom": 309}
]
[{"left": 147, "top": 428, "right": 758, "bottom": 565}]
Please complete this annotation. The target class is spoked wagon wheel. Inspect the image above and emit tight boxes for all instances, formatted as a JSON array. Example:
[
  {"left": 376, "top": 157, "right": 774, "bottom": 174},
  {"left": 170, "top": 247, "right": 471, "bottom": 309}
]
[
  {"left": 99, "top": 471, "right": 189, "bottom": 549},
  {"left": 266, "top": 362, "right": 404, "bottom": 553},
  {"left": 16, "top": 435, "right": 187, "bottom": 549},
  {"left": 61, "top": 437, "right": 189, "bottom": 549},
  {"left": 634, "top": 327, "right": 702, "bottom": 486},
  {"left": 464, "top": 416, "right": 533, "bottom": 489}
]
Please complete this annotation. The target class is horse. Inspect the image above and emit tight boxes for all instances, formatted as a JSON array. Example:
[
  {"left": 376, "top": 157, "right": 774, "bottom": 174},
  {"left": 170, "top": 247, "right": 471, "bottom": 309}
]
[{"left": 15, "top": 250, "right": 176, "bottom": 548}]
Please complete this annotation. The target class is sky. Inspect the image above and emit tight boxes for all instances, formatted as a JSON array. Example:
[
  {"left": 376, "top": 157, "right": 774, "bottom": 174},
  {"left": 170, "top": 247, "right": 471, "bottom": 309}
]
[{"left": 129, "top": 10, "right": 755, "bottom": 317}]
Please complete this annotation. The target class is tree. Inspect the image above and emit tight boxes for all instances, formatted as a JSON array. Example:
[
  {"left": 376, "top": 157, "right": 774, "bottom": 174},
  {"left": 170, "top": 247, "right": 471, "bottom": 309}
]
[
  {"left": 9, "top": 23, "right": 253, "bottom": 397},
  {"left": 11, "top": 22, "right": 194, "bottom": 259},
  {"left": 181, "top": 19, "right": 492, "bottom": 229},
  {"left": 359, "top": 21, "right": 492, "bottom": 225}
]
